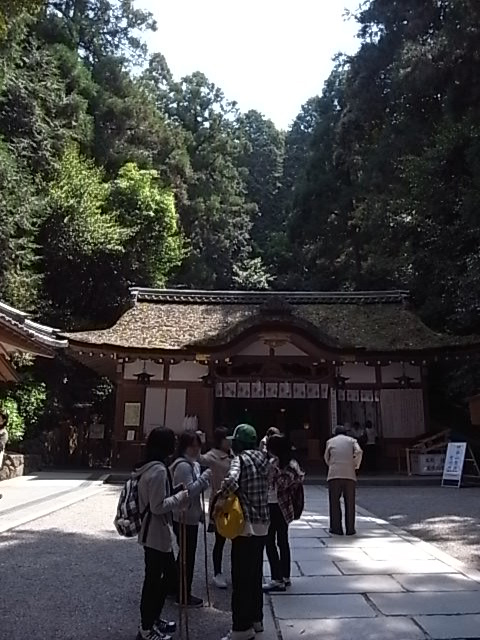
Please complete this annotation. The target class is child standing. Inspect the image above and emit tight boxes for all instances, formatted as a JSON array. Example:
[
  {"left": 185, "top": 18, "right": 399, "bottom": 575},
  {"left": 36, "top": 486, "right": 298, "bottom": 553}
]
[
  {"left": 263, "top": 434, "right": 305, "bottom": 592},
  {"left": 200, "top": 427, "right": 232, "bottom": 589}
]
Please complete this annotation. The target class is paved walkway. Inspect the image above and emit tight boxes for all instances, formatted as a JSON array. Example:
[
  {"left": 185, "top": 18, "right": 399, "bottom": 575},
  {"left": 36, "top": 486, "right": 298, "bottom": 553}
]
[
  {"left": 0, "top": 470, "right": 106, "bottom": 533},
  {"left": 2, "top": 475, "right": 480, "bottom": 639},
  {"left": 270, "top": 486, "right": 480, "bottom": 640}
]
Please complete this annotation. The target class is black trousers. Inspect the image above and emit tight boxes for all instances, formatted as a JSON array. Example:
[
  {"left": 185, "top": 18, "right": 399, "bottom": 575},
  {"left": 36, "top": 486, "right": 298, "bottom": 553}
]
[
  {"left": 231, "top": 535, "right": 265, "bottom": 632},
  {"left": 170, "top": 521, "right": 199, "bottom": 601},
  {"left": 328, "top": 478, "right": 356, "bottom": 535},
  {"left": 140, "top": 547, "right": 172, "bottom": 630},
  {"left": 265, "top": 503, "right": 290, "bottom": 581},
  {"left": 213, "top": 530, "right": 226, "bottom": 575}
]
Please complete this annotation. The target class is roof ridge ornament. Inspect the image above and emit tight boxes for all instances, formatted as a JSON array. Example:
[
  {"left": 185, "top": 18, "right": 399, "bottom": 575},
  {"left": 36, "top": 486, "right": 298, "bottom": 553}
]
[
  {"left": 260, "top": 295, "right": 293, "bottom": 314},
  {"left": 129, "top": 288, "right": 410, "bottom": 305}
]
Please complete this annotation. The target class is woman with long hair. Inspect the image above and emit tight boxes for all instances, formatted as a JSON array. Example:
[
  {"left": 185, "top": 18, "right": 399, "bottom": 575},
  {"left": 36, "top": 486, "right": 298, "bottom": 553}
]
[
  {"left": 136, "top": 427, "right": 189, "bottom": 640},
  {"left": 170, "top": 429, "right": 211, "bottom": 607},
  {"left": 263, "top": 434, "right": 305, "bottom": 592}
]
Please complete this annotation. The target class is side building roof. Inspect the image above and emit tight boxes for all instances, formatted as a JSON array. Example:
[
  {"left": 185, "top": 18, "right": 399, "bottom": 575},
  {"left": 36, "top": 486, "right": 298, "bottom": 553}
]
[
  {"left": 64, "top": 289, "right": 479, "bottom": 357},
  {"left": 0, "top": 301, "right": 67, "bottom": 356}
]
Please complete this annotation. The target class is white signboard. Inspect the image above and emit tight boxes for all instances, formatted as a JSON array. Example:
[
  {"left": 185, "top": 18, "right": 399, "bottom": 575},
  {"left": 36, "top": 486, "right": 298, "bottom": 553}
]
[{"left": 442, "top": 442, "right": 467, "bottom": 487}]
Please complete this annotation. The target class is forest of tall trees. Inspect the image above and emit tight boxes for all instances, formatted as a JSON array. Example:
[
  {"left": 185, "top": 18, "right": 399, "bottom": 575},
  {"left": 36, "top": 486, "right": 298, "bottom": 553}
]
[{"left": 1, "top": 0, "right": 480, "bottom": 439}]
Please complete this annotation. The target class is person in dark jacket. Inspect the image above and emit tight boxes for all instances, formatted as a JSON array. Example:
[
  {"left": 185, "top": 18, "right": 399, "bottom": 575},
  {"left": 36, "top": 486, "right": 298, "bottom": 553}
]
[{"left": 136, "top": 427, "right": 189, "bottom": 640}]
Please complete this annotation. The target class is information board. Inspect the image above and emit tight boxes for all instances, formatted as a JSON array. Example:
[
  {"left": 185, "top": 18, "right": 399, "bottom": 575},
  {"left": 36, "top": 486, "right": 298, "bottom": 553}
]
[{"left": 441, "top": 442, "right": 467, "bottom": 487}]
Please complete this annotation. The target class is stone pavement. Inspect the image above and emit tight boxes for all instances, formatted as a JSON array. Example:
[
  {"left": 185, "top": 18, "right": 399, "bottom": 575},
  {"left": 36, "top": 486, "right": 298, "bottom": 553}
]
[
  {"left": 268, "top": 486, "right": 480, "bottom": 640},
  {"left": 0, "top": 470, "right": 106, "bottom": 533},
  {"left": 2, "top": 475, "right": 480, "bottom": 640}
]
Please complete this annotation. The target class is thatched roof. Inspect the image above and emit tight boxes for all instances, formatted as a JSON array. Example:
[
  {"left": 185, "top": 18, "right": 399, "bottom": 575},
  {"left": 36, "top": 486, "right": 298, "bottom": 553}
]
[{"left": 65, "top": 289, "right": 477, "bottom": 356}]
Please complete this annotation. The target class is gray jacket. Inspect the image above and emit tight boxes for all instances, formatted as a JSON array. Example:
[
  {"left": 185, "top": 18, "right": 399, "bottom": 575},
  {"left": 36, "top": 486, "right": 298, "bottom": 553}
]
[
  {"left": 324, "top": 434, "right": 363, "bottom": 482},
  {"left": 136, "top": 461, "right": 184, "bottom": 552},
  {"left": 171, "top": 457, "right": 211, "bottom": 525}
]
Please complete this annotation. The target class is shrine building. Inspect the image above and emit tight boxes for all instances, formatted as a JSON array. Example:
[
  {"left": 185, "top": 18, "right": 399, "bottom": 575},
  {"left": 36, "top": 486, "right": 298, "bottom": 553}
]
[{"left": 65, "top": 288, "right": 477, "bottom": 470}]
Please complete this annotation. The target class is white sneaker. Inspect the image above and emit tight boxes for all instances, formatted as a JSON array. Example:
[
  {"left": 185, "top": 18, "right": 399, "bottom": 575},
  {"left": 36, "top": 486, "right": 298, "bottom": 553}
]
[
  {"left": 213, "top": 573, "right": 228, "bottom": 589},
  {"left": 221, "top": 630, "right": 255, "bottom": 640},
  {"left": 262, "top": 579, "right": 286, "bottom": 592}
]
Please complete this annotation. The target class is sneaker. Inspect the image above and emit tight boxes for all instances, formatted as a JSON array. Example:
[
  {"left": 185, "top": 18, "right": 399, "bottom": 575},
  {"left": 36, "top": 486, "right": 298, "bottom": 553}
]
[
  {"left": 136, "top": 628, "right": 172, "bottom": 640},
  {"left": 253, "top": 621, "right": 264, "bottom": 632},
  {"left": 346, "top": 530, "right": 357, "bottom": 536},
  {"left": 329, "top": 528, "right": 344, "bottom": 536},
  {"left": 283, "top": 578, "right": 291, "bottom": 587},
  {"left": 213, "top": 573, "right": 228, "bottom": 589},
  {"left": 176, "top": 594, "right": 204, "bottom": 608},
  {"left": 263, "top": 579, "right": 286, "bottom": 593},
  {"left": 153, "top": 619, "right": 176, "bottom": 634},
  {"left": 221, "top": 630, "right": 255, "bottom": 640}
]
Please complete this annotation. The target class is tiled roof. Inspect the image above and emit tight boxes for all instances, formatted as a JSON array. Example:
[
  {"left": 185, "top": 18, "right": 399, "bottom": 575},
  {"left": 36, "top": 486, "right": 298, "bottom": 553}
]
[
  {"left": 65, "top": 289, "right": 477, "bottom": 354},
  {"left": 0, "top": 301, "right": 67, "bottom": 352}
]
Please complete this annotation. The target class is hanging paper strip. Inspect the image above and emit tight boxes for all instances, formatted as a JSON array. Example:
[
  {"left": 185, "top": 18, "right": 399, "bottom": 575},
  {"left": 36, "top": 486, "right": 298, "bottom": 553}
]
[
  {"left": 279, "top": 382, "right": 292, "bottom": 398},
  {"left": 265, "top": 382, "right": 279, "bottom": 398},
  {"left": 215, "top": 382, "right": 224, "bottom": 398},
  {"left": 306, "top": 383, "right": 320, "bottom": 399},
  {"left": 224, "top": 382, "right": 237, "bottom": 398},
  {"left": 337, "top": 389, "right": 346, "bottom": 402},
  {"left": 360, "top": 389, "right": 374, "bottom": 402},
  {"left": 251, "top": 381, "right": 265, "bottom": 398},
  {"left": 237, "top": 382, "right": 251, "bottom": 398},
  {"left": 293, "top": 383, "right": 306, "bottom": 399},
  {"left": 321, "top": 383, "right": 329, "bottom": 399},
  {"left": 347, "top": 389, "right": 360, "bottom": 402}
]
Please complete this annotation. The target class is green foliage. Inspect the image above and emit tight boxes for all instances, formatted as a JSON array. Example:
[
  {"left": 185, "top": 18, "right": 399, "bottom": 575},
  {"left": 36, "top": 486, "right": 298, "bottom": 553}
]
[
  {"left": 108, "top": 162, "right": 184, "bottom": 285},
  {"left": 0, "top": 0, "right": 43, "bottom": 39},
  {"left": 0, "top": 376, "right": 46, "bottom": 444},
  {"left": 0, "top": 397, "right": 24, "bottom": 444}
]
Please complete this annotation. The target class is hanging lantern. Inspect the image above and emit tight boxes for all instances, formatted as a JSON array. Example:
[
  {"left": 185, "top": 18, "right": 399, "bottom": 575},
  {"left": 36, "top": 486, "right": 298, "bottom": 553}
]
[
  {"left": 135, "top": 360, "right": 154, "bottom": 385},
  {"left": 334, "top": 366, "right": 349, "bottom": 389},
  {"left": 395, "top": 363, "right": 414, "bottom": 388}
]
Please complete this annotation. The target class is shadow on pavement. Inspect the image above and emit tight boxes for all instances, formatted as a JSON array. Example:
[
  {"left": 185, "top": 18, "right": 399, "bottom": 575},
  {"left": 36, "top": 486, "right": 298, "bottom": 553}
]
[{"left": 0, "top": 523, "right": 231, "bottom": 640}]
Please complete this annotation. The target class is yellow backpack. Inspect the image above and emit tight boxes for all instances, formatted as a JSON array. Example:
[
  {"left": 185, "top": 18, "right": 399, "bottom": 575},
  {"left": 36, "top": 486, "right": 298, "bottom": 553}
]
[
  {"left": 215, "top": 493, "right": 245, "bottom": 539},
  {"left": 214, "top": 454, "right": 245, "bottom": 539}
]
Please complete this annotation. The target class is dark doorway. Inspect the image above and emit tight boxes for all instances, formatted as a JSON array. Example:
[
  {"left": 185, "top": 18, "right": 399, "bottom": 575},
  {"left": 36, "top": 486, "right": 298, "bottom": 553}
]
[{"left": 215, "top": 397, "right": 329, "bottom": 456}]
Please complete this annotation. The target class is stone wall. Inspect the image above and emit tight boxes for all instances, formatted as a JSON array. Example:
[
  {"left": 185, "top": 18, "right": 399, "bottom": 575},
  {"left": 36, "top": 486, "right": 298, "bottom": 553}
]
[{"left": 0, "top": 453, "right": 42, "bottom": 481}]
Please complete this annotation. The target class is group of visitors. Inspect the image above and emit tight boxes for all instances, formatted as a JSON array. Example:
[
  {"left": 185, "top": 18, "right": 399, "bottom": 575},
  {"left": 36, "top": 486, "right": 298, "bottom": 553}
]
[
  {"left": 129, "top": 422, "right": 305, "bottom": 640},
  {"left": 123, "top": 418, "right": 367, "bottom": 640}
]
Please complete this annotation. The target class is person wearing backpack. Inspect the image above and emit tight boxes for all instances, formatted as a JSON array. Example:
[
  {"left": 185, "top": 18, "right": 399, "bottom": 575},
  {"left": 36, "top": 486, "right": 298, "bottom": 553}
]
[
  {"left": 199, "top": 426, "right": 232, "bottom": 589},
  {"left": 135, "top": 427, "right": 189, "bottom": 640},
  {"left": 170, "top": 430, "right": 212, "bottom": 608},
  {"left": 263, "top": 434, "right": 305, "bottom": 593},
  {"left": 214, "top": 423, "right": 270, "bottom": 640}
]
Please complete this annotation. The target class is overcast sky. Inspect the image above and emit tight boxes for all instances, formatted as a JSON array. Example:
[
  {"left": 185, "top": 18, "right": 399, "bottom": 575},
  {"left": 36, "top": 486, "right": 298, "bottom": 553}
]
[{"left": 138, "top": 0, "right": 362, "bottom": 129}]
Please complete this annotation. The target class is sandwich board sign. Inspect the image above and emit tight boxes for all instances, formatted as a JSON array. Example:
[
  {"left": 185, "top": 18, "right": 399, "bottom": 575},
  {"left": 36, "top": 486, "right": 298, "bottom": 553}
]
[
  {"left": 441, "top": 442, "right": 480, "bottom": 487},
  {"left": 441, "top": 443, "right": 467, "bottom": 487}
]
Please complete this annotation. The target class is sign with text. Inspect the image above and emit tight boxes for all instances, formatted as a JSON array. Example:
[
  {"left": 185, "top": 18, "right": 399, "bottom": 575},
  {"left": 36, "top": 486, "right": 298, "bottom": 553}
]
[{"left": 441, "top": 442, "right": 467, "bottom": 487}]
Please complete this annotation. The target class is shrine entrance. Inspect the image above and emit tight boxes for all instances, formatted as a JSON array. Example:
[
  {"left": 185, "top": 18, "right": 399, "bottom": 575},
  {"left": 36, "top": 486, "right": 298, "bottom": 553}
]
[{"left": 214, "top": 396, "right": 330, "bottom": 458}]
